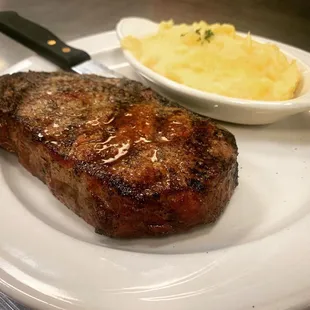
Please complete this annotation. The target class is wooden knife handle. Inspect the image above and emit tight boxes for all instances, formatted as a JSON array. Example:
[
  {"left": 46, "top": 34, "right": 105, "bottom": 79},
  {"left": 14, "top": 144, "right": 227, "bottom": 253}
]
[{"left": 0, "top": 11, "right": 90, "bottom": 70}]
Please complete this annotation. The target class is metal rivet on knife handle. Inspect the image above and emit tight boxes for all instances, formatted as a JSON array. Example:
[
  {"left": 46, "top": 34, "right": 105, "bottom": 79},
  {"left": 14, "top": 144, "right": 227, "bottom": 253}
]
[
  {"left": 47, "top": 40, "right": 56, "bottom": 45},
  {"left": 62, "top": 47, "right": 71, "bottom": 53}
]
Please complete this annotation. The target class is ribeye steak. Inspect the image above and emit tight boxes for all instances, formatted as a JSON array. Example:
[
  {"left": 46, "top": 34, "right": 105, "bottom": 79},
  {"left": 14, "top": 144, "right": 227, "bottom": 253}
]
[{"left": 0, "top": 72, "right": 238, "bottom": 238}]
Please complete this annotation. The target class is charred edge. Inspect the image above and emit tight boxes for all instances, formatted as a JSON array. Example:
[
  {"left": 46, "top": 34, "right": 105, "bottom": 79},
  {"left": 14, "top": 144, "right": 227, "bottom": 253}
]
[
  {"left": 187, "top": 178, "right": 206, "bottom": 192},
  {"left": 107, "top": 176, "right": 148, "bottom": 203},
  {"left": 217, "top": 126, "right": 238, "bottom": 153},
  {"left": 233, "top": 162, "right": 239, "bottom": 186},
  {"left": 106, "top": 176, "right": 163, "bottom": 202}
]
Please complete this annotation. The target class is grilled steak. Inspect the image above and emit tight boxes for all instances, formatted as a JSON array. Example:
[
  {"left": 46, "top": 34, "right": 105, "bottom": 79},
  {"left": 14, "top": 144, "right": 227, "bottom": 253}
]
[{"left": 0, "top": 72, "right": 238, "bottom": 238}]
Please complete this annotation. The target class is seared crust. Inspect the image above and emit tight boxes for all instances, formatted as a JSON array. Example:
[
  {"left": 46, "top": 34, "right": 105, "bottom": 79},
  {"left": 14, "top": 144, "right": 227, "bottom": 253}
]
[{"left": 0, "top": 72, "right": 238, "bottom": 237}]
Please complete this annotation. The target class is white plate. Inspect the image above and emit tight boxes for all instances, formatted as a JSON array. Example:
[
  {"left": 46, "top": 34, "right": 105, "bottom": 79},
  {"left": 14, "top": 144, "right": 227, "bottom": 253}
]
[{"left": 1, "top": 30, "right": 310, "bottom": 310}]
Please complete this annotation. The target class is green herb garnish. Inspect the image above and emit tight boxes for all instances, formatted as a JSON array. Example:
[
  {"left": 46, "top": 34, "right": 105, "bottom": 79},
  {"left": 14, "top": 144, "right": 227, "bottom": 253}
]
[
  {"left": 204, "top": 29, "right": 214, "bottom": 42},
  {"left": 181, "top": 28, "right": 214, "bottom": 44}
]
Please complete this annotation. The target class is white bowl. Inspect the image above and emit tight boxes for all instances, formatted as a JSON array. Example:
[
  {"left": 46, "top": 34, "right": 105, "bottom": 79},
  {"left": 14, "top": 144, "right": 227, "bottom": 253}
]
[{"left": 116, "top": 17, "right": 310, "bottom": 125}]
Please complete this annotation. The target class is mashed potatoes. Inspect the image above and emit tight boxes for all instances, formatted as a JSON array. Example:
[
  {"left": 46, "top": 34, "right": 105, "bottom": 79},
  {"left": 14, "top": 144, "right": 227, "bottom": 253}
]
[{"left": 121, "top": 20, "right": 301, "bottom": 101}]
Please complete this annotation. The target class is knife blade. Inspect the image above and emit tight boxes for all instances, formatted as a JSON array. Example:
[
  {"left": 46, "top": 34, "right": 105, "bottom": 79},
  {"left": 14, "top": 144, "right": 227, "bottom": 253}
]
[{"left": 0, "top": 11, "right": 121, "bottom": 77}]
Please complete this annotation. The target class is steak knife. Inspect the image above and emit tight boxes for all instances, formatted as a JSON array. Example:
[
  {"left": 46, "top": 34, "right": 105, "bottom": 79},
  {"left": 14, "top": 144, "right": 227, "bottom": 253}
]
[{"left": 0, "top": 11, "right": 121, "bottom": 77}]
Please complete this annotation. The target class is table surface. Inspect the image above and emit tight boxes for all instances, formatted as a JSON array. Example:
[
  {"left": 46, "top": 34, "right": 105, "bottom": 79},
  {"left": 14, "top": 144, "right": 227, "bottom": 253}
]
[{"left": 0, "top": 0, "right": 310, "bottom": 309}]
